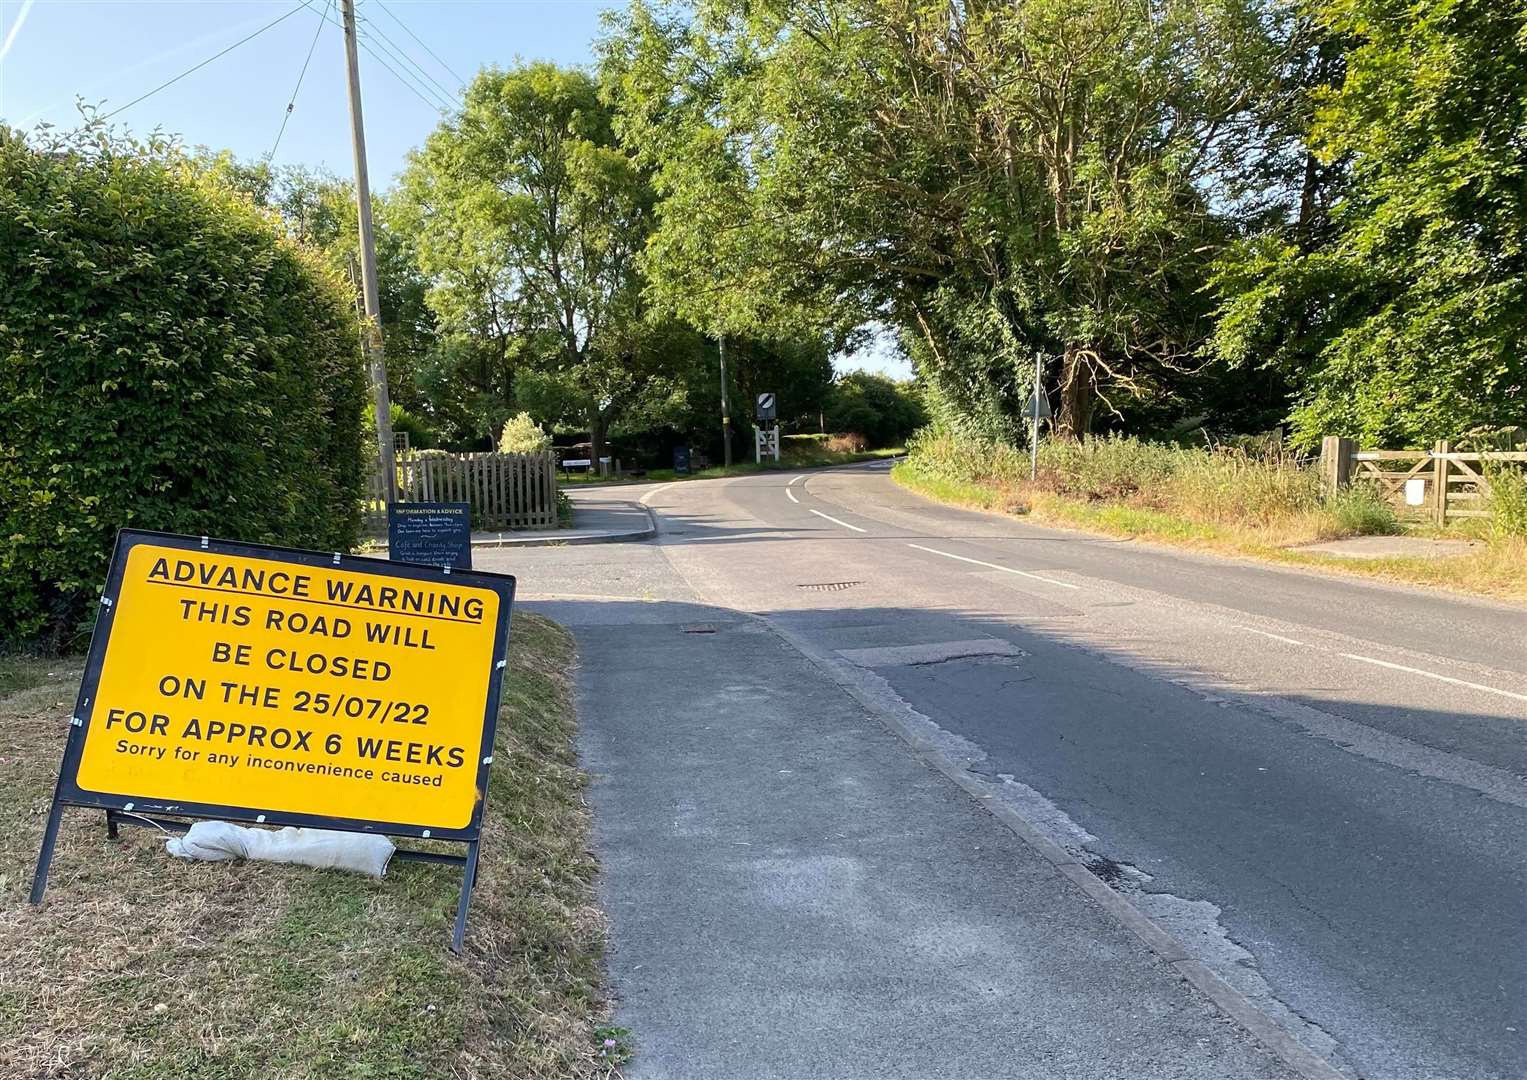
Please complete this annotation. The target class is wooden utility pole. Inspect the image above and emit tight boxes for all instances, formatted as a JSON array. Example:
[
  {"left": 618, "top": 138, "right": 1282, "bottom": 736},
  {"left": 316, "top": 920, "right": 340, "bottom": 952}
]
[{"left": 340, "top": 0, "right": 397, "bottom": 504}]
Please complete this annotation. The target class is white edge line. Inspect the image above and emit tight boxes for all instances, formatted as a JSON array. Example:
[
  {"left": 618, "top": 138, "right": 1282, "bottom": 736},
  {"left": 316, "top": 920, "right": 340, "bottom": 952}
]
[
  {"left": 1338, "top": 653, "right": 1527, "bottom": 704},
  {"left": 786, "top": 488, "right": 800, "bottom": 504},
  {"left": 1233, "top": 626, "right": 1308, "bottom": 647},
  {"left": 809, "top": 508, "right": 867, "bottom": 533},
  {"left": 906, "top": 543, "right": 1081, "bottom": 589},
  {"left": 789, "top": 475, "right": 805, "bottom": 486},
  {"left": 639, "top": 481, "right": 680, "bottom": 506}
]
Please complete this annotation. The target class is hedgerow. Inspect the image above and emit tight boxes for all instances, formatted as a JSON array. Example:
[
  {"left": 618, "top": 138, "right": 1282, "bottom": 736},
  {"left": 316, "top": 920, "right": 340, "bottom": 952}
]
[{"left": 0, "top": 126, "right": 366, "bottom": 651}]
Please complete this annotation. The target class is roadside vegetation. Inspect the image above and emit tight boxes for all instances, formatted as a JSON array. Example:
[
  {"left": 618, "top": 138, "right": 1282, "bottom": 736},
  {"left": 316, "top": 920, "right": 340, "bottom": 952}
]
[
  {"left": 896, "top": 432, "right": 1527, "bottom": 600},
  {"left": 1, "top": 125, "right": 366, "bottom": 654},
  {"left": 0, "top": 613, "right": 624, "bottom": 1079},
  {"left": 9, "top": 0, "right": 1522, "bottom": 651}
]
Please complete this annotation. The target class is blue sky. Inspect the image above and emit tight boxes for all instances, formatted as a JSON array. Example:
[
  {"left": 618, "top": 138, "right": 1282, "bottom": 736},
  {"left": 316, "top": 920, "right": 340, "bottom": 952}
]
[{"left": 0, "top": 0, "right": 910, "bottom": 377}]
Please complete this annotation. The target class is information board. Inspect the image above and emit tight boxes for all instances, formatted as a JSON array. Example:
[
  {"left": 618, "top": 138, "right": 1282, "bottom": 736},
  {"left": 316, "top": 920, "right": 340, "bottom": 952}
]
[
  {"left": 388, "top": 502, "right": 472, "bottom": 570},
  {"left": 32, "top": 530, "right": 516, "bottom": 946}
]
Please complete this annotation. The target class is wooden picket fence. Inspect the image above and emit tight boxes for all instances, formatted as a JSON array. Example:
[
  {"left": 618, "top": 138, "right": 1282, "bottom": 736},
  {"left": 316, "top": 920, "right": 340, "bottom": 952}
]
[
  {"left": 364, "top": 449, "right": 559, "bottom": 532},
  {"left": 1320, "top": 437, "right": 1527, "bottom": 524}
]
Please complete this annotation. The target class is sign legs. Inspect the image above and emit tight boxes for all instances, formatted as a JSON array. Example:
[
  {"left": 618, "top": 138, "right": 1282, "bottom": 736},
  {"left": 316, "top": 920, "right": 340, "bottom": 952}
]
[
  {"left": 29, "top": 799, "right": 64, "bottom": 905},
  {"left": 450, "top": 839, "right": 481, "bottom": 955}
]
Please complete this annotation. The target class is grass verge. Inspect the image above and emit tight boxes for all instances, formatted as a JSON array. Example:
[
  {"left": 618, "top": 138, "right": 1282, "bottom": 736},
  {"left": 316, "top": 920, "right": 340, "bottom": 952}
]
[
  {"left": 0, "top": 613, "right": 624, "bottom": 1079},
  {"left": 894, "top": 461, "right": 1527, "bottom": 603}
]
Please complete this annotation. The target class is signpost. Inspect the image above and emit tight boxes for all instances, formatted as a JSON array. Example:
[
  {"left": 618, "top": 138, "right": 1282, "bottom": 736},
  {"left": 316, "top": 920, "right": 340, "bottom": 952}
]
[
  {"left": 388, "top": 502, "right": 472, "bottom": 570},
  {"left": 1026, "top": 352, "right": 1051, "bottom": 481},
  {"left": 30, "top": 529, "right": 515, "bottom": 951},
  {"left": 755, "top": 425, "right": 781, "bottom": 463},
  {"left": 755, "top": 392, "right": 780, "bottom": 463}
]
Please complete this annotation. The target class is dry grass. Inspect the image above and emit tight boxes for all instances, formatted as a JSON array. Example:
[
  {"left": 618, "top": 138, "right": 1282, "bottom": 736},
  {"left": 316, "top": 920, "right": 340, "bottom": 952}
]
[
  {"left": 894, "top": 463, "right": 1527, "bottom": 603},
  {"left": 822, "top": 433, "right": 869, "bottom": 454},
  {"left": 0, "top": 613, "right": 622, "bottom": 1080}
]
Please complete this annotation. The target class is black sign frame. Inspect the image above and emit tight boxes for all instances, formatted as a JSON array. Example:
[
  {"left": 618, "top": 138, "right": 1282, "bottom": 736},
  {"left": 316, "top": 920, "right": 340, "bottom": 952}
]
[{"left": 29, "top": 529, "right": 517, "bottom": 952}]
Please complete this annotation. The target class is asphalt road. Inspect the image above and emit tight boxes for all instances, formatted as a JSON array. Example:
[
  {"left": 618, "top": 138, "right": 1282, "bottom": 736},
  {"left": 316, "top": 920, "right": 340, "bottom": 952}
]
[{"left": 480, "top": 462, "right": 1526, "bottom": 1080}]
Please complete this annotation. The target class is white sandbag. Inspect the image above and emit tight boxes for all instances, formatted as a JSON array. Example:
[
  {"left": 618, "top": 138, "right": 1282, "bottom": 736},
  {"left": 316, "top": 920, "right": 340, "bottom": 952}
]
[{"left": 166, "top": 820, "right": 394, "bottom": 878}]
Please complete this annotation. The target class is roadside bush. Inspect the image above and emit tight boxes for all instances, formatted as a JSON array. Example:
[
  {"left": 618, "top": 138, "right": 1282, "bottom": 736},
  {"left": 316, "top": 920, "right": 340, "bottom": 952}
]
[
  {"left": 498, "top": 411, "right": 552, "bottom": 454},
  {"left": 1484, "top": 463, "right": 1527, "bottom": 539},
  {"left": 824, "top": 372, "right": 927, "bottom": 448},
  {"left": 392, "top": 404, "right": 438, "bottom": 450},
  {"left": 904, "top": 427, "right": 1027, "bottom": 485},
  {"left": 1170, "top": 449, "right": 1322, "bottom": 525},
  {"left": 0, "top": 126, "right": 366, "bottom": 651},
  {"left": 906, "top": 429, "right": 1400, "bottom": 539},
  {"left": 1037, "top": 436, "right": 1179, "bottom": 501},
  {"left": 365, "top": 402, "right": 437, "bottom": 451}
]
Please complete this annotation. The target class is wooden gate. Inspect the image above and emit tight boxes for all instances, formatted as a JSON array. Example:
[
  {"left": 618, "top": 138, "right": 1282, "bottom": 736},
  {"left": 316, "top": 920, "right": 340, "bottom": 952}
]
[{"left": 1324, "top": 437, "right": 1527, "bottom": 524}]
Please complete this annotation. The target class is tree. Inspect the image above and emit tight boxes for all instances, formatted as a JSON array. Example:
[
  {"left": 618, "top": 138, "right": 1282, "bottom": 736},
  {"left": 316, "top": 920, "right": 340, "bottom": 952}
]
[
  {"left": 0, "top": 125, "right": 365, "bottom": 650},
  {"left": 399, "top": 63, "right": 669, "bottom": 460},
  {"left": 198, "top": 155, "right": 438, "bottom": 416},
  {"left": 602, "top": 0, "right": 1286, "bottom": 439},
  {"left": 1214, "top": 0, "right": 1527, "bottom": 447},
  {"left": 825, "top": 372, "right": 928, "bottom": 448}
]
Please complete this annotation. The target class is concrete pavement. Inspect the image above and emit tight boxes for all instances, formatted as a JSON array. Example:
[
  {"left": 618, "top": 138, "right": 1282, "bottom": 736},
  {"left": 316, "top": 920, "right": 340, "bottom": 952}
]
[
  {"left": 476, "top": 463, "right": 1527, "bottom": 1079},
  {"left": 469, "top": 497, "right": 655, "bottom": 547}
]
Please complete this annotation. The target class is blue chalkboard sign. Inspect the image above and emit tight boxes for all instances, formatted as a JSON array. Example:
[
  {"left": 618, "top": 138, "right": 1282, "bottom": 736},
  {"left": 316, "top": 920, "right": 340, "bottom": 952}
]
[
  {"left": 388, "top": 502, "right": 472, "bottom": 570},
  {"left": 673, "top": 446, "right": 691, "bottom": 475}
]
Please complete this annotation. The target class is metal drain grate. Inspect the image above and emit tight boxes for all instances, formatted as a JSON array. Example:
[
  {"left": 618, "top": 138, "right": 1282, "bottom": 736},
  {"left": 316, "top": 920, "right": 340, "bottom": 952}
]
[{"left": 796, "top": 581, "right": 863, "bottom": 592}]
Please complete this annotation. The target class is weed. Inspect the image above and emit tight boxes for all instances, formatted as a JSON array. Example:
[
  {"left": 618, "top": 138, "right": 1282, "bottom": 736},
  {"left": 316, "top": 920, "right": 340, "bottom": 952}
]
[
  {"left": 1324, "top": 483, "right": 1400, "bottom": 536},
  {"left": 1484, "top": 462, "right": 1527, "bottom": 539}
]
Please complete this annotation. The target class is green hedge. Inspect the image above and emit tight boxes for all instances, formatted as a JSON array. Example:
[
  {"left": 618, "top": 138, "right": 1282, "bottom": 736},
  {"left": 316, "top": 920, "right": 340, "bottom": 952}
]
[{"left": 0, "top": 129, "right": 366, "bottom": 651}]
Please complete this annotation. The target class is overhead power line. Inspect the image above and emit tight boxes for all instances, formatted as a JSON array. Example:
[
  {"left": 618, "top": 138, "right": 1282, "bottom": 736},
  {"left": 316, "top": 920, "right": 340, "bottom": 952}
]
[
  {"left": 269, "top": 0, "right": 334, "bottom": 161},
  {"left": 356, "top": 17, "right": 455, "bottom": 110},
  {"left": 102, "top": 2, "right": 310, "bottom": 122},
  {"left": 356, "top": 10, "right": 457, "bottom": 104},
  {"left": 373, "top": 0, "right": 466, "bottom": 88},
  {"left": 300, "top": 0, "right": 453, "bottom": 114}
]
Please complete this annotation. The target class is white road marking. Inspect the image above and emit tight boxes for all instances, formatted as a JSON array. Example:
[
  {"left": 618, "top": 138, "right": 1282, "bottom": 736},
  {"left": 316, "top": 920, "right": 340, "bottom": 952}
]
[
  {"left": 639, "top": 481, "right": 680, "bottom": 506},
  {"left": 1338, "top": 653, "right": 1527, "bottom": 704},
  {"left": 906, "top": 543, "right": 1080, "bottom": 589},
  {"left": 1233, "top": 626, "right": 1308, "bottom": 647},
  {"left": 789, "top": 475, "right": 805, "bottom": 486},
  {"left": 809, "top": 508, "right": 867, "bottom": 533},
  {"left": 786, "top": 488, "right": 800, "bottom": 503}
]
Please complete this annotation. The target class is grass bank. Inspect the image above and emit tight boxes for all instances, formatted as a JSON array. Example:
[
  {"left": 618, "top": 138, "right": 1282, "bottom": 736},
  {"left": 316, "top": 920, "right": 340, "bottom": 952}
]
[
  {"left": 895, "top": 433, "right": 1527, "bottom": 602},
  {"left": 0, "top": 613, "right": 626, "bottom": 1079}
]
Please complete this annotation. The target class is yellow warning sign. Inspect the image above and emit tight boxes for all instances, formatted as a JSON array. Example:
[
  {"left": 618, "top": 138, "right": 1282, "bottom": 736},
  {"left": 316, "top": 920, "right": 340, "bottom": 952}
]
[{"left": 72, "top": 537, "right": 508, "bottom": 832}]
